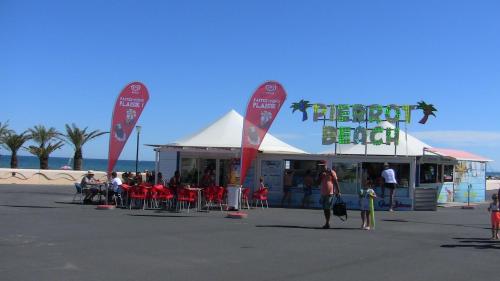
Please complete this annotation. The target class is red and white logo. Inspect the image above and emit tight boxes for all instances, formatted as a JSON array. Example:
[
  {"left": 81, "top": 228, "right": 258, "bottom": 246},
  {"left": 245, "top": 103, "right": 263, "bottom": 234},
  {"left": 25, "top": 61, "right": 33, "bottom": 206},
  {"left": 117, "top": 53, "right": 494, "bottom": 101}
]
[
  {"left": 265, "top": 83, "right": 276, "bottom": 93},
  {"left": 130, "top": 84, "right": 141, "bottom": 94}
]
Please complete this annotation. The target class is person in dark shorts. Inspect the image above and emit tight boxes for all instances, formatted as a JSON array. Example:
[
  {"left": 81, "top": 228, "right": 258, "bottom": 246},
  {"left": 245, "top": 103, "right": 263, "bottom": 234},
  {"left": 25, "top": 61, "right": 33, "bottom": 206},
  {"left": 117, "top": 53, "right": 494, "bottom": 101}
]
[
  {"left": 318, "top": 161, "right": 341, "bottom": 229},
  {"left": 381, "top": 163, "right": 397, "bottom": 211},
  {"left": 302, "top": 170, "right": 314, "bottom": 208},
  {"left": 281, "top": 170, "right": 294, "bottom": 207}
]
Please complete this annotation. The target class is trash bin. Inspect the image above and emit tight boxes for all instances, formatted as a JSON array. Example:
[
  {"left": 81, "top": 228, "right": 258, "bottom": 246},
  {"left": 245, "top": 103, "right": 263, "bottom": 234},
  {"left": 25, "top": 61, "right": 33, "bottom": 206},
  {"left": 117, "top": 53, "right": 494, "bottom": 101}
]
[{"left": 227, "top": 185, "right": 242, "bottom": 210}]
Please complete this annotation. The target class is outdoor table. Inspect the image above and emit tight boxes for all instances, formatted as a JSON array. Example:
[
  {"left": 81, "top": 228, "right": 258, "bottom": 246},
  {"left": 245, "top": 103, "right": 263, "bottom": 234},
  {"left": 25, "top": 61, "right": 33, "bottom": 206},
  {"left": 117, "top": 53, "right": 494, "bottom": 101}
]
[
  {"left": 86, "top": 182, "right": 108, "bottom": 204},
  {"left": 185, "top": 187, "right": 203, "bottom": 211}
]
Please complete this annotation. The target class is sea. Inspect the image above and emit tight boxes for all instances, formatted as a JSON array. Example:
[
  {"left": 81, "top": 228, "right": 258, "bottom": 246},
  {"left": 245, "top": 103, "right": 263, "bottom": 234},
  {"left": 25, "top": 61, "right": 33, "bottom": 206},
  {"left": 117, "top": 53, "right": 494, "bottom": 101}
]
[
  {"left": 487, "top": 172, "right": 500, "bottom": 178},
  {"left": 0, "top": 155, "right": 155, "bottom": 172},
  {"left": 2, "top": 155, "right": 499, "bottom": 177}
]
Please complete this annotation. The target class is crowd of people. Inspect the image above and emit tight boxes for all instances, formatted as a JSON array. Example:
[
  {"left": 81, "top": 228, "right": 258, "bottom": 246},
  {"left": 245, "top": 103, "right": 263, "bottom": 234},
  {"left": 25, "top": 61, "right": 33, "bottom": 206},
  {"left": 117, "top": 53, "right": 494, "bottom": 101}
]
[
  {"left": 78, "top": 163, "right": 403, "bottom": 231},
  {"left": 77, "top": 163, "right": 500, "bottom": 238},
  {"left": 277, "top": 161, "right": 399, "bottom": 230},
  {"left": 79, "top": 169, "right": 163, "bottom": 205}
]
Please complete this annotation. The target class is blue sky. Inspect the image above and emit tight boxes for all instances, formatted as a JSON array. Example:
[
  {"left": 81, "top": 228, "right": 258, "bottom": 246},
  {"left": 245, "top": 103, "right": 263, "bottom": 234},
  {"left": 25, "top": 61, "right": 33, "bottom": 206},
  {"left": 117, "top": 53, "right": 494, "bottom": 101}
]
[{"left": 1, "top": 0, "right": 500, "bottom": 170}]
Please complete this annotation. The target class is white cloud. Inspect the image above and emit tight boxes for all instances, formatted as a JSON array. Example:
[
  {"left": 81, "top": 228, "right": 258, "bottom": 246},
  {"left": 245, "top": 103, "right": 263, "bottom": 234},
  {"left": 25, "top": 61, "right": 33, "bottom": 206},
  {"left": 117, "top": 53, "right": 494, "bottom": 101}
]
[{"left": 412, "top": 131, "right": 500, "bottom": 147}]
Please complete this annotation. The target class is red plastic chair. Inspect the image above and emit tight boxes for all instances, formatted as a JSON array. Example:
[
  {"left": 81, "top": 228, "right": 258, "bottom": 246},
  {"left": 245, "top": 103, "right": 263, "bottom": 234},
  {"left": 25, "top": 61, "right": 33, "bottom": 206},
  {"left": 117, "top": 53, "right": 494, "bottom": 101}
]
[
  {"left": 129, "top": 185, "right": 148, "bottom": 210},
  {"left": 241, "top": 187, "right": 251, "bottom": 209},
  {"left": 177, "top": 188, "right": 197, "bottom": 212},
  {"left": 253, "top": 188, "right": 269, "bottom": 209},
  {"left": 148, "top": 184, "right": 165, "bottom": 209},
  {"left": 158, "top": 187, "right": 174, "bottom": 209},
  {"left": 203, "top": 186, "right": 216, "bottom": 211},
  {"left": 213, "top": 186, "right": 225, "bottom": 212},
  {"left": 119, "top": 184, "right": 132, "bottom": 207}
]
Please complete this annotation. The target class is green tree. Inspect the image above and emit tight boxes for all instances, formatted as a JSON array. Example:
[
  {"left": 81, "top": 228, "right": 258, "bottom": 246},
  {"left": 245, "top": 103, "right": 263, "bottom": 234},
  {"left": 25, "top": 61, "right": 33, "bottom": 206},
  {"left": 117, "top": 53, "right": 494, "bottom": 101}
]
[
  {"left": 27, "top": 125, "right": 64, "bottom": 169},
  {"left": 1, "top": 131, "right": 31, "bottom": 168},
  {"left": 0, "top": 121, "right": 10, "bottom": 137},
  {"left": 64, "top": 123, "right": 108, "bottom": 170}
]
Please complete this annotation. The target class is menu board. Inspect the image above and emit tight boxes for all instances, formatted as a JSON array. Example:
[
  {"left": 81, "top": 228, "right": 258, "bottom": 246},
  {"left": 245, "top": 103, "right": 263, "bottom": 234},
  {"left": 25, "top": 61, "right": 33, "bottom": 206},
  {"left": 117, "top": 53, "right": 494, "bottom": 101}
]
[{"left": 261, "top": 160, "right": 283, "bottom": 192}]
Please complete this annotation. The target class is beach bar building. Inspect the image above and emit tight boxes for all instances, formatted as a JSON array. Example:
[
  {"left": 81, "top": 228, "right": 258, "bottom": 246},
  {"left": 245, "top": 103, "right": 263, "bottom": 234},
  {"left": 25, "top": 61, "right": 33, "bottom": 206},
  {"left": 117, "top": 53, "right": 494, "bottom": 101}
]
[
  {"left": 148, "top": 110, "right": 312, "bottom": 202},
  {"left": 150, "top": 110, "right": 491, "bottom": 211},
  {"left": 319, "top": 121, "right": 491, "bottom": 210}
]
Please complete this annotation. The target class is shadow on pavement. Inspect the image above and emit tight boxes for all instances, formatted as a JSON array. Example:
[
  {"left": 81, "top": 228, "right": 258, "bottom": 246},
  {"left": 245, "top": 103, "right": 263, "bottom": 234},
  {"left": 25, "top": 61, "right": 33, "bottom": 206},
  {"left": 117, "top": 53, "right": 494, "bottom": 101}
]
[
  {"left": 55, "top": 201, "right": 83, "bottom": 205},
  {"left": 0, "top": 204, "right": 59, "bottom": 209},
  {"left": 382, "top": 219, "right": 490, "bottom": 230},
  {"left": 256, "top": 224, "right": 358, "bottom": 230},
  {"left": 126, "top": 214, "right": 199, "bottom": 218},
  {"left": 441, "top": 237, "right": 500, "bottom": 250}
]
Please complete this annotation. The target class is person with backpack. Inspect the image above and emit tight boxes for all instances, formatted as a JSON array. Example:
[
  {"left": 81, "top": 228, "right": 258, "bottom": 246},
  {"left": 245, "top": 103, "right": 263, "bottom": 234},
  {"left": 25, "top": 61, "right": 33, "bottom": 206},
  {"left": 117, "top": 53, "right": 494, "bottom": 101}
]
[{"left": 318, "top": 161, "right": 341, "bottom": 229}]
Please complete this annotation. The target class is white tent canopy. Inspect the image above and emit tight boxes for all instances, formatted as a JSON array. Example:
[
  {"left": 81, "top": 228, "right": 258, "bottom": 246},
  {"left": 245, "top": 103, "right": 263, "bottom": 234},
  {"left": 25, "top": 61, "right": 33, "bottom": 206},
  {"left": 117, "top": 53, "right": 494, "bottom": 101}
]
[
  {"left": 321, "top": 121, "right": 431, "bottom": 156},
  {"left": 153, "top": 110, "right": 307, "bottom": 154}
]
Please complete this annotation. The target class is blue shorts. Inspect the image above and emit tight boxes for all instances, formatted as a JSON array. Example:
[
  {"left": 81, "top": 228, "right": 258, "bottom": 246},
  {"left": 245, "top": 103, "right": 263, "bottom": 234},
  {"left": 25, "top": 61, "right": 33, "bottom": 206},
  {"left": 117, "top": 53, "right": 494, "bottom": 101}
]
[
  {"left": 320, "top": 195, "right": 333, "bottom": 210},
  {"left": 303, "top": 188, "right": 312, "bottom": 196}
]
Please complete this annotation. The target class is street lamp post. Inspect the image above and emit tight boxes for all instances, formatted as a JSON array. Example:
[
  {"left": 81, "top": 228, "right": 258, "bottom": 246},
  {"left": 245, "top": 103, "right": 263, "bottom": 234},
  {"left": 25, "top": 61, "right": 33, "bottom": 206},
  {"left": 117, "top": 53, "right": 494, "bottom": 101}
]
[{"left": 135, "top": 125, "right": 142, "bottom": 175}]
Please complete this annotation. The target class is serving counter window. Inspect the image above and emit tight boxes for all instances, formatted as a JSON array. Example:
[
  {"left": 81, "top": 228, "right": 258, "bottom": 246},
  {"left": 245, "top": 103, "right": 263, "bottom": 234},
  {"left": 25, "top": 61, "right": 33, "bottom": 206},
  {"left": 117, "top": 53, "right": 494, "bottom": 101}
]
[
  {"left": 332, "top": 162, "right": 359, "bottom": 195},
  {"left": 283, "top": 160, "right": 321, "bottom": 189},
  {"left": 444, "top": 165, "right": 454, "bottom": 182},
  {"left": 362, "top": 162, "right": 410, "bottom": 197},
  {"left": 420, "top": 163, "right": 439, "bottom": 183},
  {"left": 180, "top": 158, "right": 198, "bottom": 185}
]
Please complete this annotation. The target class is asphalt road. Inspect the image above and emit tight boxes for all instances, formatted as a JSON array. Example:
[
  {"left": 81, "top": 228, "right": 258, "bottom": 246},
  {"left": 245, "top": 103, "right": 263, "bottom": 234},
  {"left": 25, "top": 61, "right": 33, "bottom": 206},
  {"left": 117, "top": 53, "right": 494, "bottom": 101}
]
[{"left": 0, "top": 184, "right": 497, "bottom": 281}]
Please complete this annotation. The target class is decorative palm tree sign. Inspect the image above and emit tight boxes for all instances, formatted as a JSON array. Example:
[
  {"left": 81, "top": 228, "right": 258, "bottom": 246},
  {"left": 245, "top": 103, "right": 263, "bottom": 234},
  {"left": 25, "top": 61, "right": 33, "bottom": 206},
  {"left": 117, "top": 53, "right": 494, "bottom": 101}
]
[
  {"left": 290, "top": 99, "right": 312, "bottom": 121},
  {"left": 416, "top": 101, "right": 437, "bottom": 124},
  {"left": 291, "top": 101, "right": 436, "bottom": 147}
]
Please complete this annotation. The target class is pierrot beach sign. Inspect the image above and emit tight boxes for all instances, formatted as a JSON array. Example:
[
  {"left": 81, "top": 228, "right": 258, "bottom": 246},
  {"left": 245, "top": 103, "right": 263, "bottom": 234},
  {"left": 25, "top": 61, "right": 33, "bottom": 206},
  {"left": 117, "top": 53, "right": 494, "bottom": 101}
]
[{"left": 291, "top": 100, "right": 436, "bottom": 146}]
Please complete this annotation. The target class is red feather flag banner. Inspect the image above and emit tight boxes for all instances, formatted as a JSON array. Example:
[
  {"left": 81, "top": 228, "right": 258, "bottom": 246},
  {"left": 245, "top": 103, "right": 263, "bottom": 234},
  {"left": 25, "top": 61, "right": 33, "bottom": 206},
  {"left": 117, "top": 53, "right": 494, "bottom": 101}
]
[
  {"left": 107, "top": 82, "right": 149, "bottom": 173},
  {"left": 240, "top": 81, "right": 287, "bottom": 185}
]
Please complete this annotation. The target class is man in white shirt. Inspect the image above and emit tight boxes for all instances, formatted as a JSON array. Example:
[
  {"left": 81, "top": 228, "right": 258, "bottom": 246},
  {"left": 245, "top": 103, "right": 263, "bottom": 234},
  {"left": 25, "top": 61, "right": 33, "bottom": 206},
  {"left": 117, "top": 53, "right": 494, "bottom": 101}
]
[
  {"left": 110, "top": 171, "right": 123, "bottom": 205},
  {"left": 381, "top": 163, "right": 397, "bottom": 212}
]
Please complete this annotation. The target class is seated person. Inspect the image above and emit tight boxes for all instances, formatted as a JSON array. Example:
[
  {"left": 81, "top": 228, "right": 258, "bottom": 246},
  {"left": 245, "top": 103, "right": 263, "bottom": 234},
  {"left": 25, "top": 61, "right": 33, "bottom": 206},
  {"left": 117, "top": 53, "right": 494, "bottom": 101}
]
[
  {"left": 254, "top": 177, "right": 267, "bottom": 194},
  {"left": 157, "top": 172, "right": 164, "bottom": 186},
  {"left": 122, "top": 172, "right": 130, "bottom": 185},
  {"left": 109, "top": 171, "right": 123, "bottom": 204},
  {"left": 81, "top": 170, "right": 98, "bottom": 203},
  {"left": 200, "top": 169, "right": 215, "bottom": 188},
  {"left": 169, "top": 171, "right": 182, "bottom": 196},
  {"left": 135, "top": 172, "right": 143, "bottom": 185}
]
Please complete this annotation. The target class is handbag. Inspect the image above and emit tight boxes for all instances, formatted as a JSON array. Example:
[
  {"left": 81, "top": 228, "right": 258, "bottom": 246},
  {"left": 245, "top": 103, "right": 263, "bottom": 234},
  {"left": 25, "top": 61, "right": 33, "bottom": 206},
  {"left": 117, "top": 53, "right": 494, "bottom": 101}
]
[{"left": 332, "top": 195, "right": 347, "bottom": 221}]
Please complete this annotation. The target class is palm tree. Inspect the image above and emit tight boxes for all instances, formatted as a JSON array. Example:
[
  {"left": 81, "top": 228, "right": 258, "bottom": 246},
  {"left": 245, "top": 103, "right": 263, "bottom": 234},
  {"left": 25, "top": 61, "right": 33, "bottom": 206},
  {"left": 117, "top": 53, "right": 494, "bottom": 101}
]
[
  {"left": 0, "top": 121, "right": 12, "bottom": 161},
  {"left": 416, "top": 101, "right": 437, "bottom": 124},
  {"left": 291, "top": 99, "right": 313, "bottom": 121},
  {"left": 27, "top": 125, "right": 64, "bottom": 169},
  {"left": 64, "top": 123, "right": 108, "bottom": 170},
  {"left": 0, "top": 121, "right": 10, "bottom": 137},
  {"left": 1, "top": 131, "right": 31, "bottom": 168}
]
